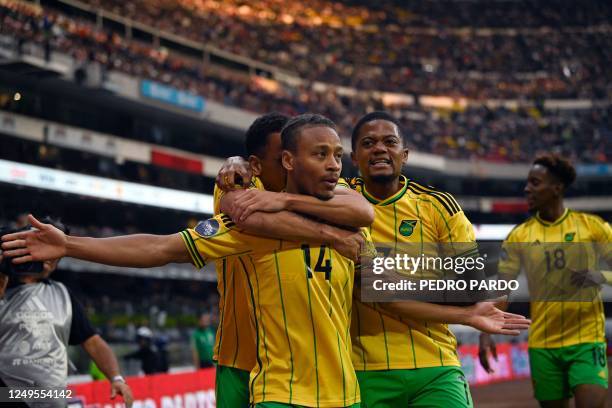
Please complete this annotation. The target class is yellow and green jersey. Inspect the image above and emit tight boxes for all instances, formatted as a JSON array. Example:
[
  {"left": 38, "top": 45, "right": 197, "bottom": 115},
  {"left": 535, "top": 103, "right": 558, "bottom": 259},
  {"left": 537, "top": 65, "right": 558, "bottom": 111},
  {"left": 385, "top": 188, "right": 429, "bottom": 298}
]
[
  {"left": 341, "top": 176, "right": 477, "bottom": 370},
  {"left": 499, "top": 209, "right": 612, "bottom": 348},
  {"left": 181, "top": 214, "right": 367, "bottom": 407},
  {"left": 208, "top": 177, "right": 265, "bottom": 371}
]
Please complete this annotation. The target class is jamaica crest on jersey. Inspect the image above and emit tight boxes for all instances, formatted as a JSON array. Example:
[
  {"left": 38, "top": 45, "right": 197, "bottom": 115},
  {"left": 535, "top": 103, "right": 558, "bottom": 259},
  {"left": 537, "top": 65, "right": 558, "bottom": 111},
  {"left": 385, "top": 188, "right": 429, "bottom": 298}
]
[{"left": 399, "top": 220, "right": 418, "bottom": 237}]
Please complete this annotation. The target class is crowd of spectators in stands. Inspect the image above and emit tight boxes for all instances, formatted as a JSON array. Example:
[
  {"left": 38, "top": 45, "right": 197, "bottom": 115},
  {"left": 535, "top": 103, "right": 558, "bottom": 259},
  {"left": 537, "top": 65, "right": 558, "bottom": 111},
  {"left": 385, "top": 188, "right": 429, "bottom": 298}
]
[
  {"left": 399, "top": 105, "right": 611, "bottom": 163},
  {"left": 82, "top": 0, "right": 612, "bottom": 98},
  {"left": 0, "top": 0, "right": 610, "bottom": 162}
]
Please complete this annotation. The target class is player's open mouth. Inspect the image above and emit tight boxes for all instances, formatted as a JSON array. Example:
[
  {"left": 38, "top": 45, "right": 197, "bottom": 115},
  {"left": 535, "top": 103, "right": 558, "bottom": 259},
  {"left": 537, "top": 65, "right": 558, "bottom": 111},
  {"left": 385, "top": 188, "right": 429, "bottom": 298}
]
[{"left": 369, "top": 159, "right": 392, "bottom": 169}]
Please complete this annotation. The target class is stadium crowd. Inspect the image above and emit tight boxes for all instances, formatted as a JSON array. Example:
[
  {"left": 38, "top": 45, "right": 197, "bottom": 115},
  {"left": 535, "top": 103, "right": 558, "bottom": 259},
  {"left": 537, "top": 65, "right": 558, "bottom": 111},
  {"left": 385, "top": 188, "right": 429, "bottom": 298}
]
[
  {"left": 82, "top": 0, "right": 612, "bottom": 98},
  {"left": 0, "top": 1, "right": 610, "bottom": 162}
]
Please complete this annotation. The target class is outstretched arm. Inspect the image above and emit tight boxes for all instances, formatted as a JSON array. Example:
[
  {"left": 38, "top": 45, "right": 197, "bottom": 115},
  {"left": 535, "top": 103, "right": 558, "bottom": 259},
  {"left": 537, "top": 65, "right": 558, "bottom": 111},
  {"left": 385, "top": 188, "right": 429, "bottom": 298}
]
[
  {"left": 1, "top": 215, "right": 191, "bottom": 267},
  {"left": 375, "top": 298, "right": 528, "bottom": 335}
]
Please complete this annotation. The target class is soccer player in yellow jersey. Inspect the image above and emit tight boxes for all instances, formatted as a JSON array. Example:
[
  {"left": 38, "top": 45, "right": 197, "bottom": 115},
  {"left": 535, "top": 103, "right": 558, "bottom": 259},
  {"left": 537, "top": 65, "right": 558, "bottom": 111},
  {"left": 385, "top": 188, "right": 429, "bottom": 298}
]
[
  {"left": 210, "top": 113, "right": 289, "bottom": 408},
  {"left": 214, "top": 111, "right": 530, "bottom": 407},
  {"left": 346, "top": 111, "right": 508, "bottom": 407},
  {"left": 480, "top": 154, "right": 611, "bottom": 408},
  {"left": 1, "top": 114, "right": 374, "bottom": 408},
  {"left": 211, "top": 113, "right": 375, "bottom": 407}
]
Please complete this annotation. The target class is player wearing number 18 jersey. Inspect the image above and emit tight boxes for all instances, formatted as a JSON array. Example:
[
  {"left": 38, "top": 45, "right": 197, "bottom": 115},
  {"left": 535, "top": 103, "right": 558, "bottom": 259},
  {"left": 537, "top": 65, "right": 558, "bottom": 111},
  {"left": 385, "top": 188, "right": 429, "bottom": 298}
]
[{"left": 486, "top": 154, "right": 611, "bottom": 408}]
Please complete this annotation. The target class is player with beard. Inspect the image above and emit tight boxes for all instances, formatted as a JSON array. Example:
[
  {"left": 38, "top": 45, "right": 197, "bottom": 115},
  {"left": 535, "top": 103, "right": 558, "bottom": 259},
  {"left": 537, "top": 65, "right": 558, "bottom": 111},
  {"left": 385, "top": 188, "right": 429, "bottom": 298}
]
[{"left": 345, "top": 111, "right": 513, "bottom": 407}]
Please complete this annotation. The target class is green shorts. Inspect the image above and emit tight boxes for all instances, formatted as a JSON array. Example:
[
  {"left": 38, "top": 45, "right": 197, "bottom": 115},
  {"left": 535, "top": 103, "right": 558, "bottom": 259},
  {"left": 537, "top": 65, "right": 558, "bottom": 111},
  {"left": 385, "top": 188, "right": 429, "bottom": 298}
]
[
  {"left": 356, "top": 366, "right": 473, "bottom": 408},
  {"left": 529, "top": 342, "right": 609, "bottom": 401},
  {"left": 216, "top": 365, "right": 250, "bottom": 408},
  {"left": 256, "top": 404, "right": 359, "bottom": 408}
]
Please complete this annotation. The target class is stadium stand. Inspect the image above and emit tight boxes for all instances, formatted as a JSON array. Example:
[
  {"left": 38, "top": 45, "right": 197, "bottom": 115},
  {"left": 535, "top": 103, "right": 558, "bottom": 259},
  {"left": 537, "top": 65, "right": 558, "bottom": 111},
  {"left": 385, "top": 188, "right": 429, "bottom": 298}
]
[{"left": 0, "top": 0, "right": 610, "bottom": 162}]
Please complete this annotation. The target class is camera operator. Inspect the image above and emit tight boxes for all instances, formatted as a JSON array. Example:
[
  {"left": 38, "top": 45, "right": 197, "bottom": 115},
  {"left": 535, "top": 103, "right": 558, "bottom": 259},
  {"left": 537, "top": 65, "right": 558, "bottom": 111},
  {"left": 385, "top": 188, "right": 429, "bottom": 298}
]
[{"left": 0, "top": 219, "right": 133, "bottom": 408}]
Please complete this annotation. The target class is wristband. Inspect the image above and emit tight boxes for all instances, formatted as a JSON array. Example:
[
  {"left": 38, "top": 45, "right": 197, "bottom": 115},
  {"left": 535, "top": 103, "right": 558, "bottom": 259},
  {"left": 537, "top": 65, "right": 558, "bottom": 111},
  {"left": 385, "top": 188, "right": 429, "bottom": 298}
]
[{"left": 111, "top": 375, "right": 126, "bottom": 384}]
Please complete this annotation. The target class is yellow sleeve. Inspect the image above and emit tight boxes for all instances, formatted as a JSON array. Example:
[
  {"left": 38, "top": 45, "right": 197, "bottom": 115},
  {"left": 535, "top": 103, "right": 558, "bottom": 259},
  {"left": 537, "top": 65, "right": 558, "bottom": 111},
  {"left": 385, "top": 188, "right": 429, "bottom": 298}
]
[
  {"left": 433, "top": 198, "right": 478, "bottom": 260},
  {"left": 443, "top": 211, "right": 476, "bottom": 243},
  {"left": 179, "top": 214, "right": 284, "bottom": 269},
  {"left": 589, "top": 218, "right": 612, "bottom": 265},
  {"left": 337, "top": 177, "right": 351, "bottom": 189},
  {"left": 498, "top": 228, "right": 522, "bottom": 279},
  {"left": 360, "top": 228, "right": 378, "bottom": 258}
]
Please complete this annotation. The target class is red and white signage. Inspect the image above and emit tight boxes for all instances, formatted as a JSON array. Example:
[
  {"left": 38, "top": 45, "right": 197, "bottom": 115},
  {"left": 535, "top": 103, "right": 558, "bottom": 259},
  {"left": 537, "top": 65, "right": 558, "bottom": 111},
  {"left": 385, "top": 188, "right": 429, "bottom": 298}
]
[{"left": 69, "top": 369, "right": 216, "bottom": 408}]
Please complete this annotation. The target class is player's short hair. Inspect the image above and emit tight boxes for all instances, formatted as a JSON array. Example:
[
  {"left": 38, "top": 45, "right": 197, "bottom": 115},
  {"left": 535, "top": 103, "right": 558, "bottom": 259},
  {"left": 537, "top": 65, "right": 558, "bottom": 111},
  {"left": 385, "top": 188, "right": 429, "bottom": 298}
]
[
  {"left": 351, "top": 111, "right": 403, "bottom": 149},
  {"left": 533, "top": 153, "right": 577, "bottom": 188},
  {"left": 281, "top": 113, "right": 337, "bottom": 152},
  {"left": 245, "top": 112, "right": 290, "bottom": 157}
]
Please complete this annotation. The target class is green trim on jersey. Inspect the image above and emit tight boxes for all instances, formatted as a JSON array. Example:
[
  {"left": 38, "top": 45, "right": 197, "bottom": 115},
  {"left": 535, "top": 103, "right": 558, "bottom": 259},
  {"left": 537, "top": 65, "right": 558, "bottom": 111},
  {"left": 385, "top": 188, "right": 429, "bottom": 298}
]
[
  {"left": 180, "top": 230, "right": 205, "bottom": 268},
  {"left": 362, "top": 175, "right": 410, "bottom": 206},
  {"left": 217, "top": 259, "right": 227, "bottom": 360},
  {"left": 238, "top": 256, "right": 263, "bottom": 404},
  {"left": 303, "top": 259, "right": 320, "bottom": 406},
  {"left": 273, "top": 250, "right": 295, "bottom": 403},
  {"left": 248, "top": 255, "right": 270, "bottom": 400},
  {"left": 535, "top": 208, "right": 571, "bottom": 227},
  {"left": 231, "top": 270, "right": 240, "bottom": 365}
]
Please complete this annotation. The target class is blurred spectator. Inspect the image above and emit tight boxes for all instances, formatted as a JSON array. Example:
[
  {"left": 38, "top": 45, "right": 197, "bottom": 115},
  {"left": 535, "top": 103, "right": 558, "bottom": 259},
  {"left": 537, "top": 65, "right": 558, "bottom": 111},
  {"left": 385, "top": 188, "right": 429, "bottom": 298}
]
[
  {"left": 191, "top": 313, "right": 216, "bottom": 369},
  {"left": 154, "top": 334, "right": 170, "bottom": 373},
  {"left": 124, "top": 326, "right": 164, "bottom": 375}
]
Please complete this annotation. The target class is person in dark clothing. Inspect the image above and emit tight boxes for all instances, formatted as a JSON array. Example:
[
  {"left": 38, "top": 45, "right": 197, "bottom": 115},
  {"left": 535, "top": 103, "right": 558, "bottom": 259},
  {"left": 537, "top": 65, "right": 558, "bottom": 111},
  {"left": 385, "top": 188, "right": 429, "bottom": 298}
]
[{"left": 124, "top": 326, "right": 163, "bottom": 375}]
